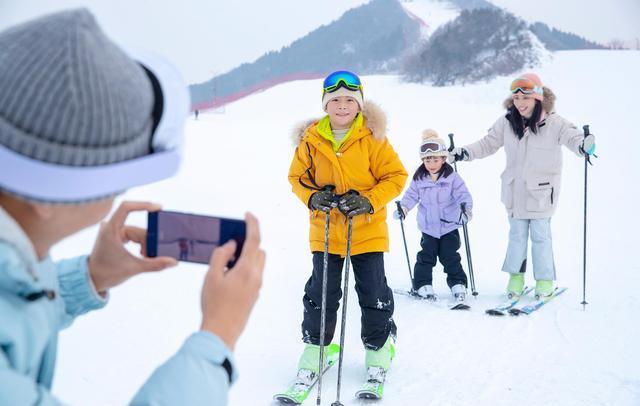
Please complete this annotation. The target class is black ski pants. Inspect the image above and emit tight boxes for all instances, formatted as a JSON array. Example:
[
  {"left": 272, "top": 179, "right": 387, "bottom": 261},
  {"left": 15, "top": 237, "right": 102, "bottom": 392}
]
[
  {"left": 413, "top": 229, "right": 468, "bottom": 290},
  {"left": 301, "top": 251, "right": 396, "bottom": 351}
]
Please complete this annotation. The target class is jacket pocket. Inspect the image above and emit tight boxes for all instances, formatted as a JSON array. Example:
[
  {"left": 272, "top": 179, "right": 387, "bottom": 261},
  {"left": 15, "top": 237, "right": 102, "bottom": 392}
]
[
  {"left": 500, "top": 172, "right": 515, "bottom": 210},
  {"left": 525, "top": 174, "right": 554, "bottom": 212},
  {"left": 440, "top": 202, "right": 460, "bottom": 224}
]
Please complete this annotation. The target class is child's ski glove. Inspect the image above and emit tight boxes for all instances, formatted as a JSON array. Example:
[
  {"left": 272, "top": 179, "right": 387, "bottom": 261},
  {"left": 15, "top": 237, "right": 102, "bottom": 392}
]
[
  {"left": 393, "top": 206, "right": 407, "bottom": 220},
  {"left": 309, "top": 189, "right": 338, "bottom": 212},
  {"left": 459, "top": 202, "right": 472, "bottom": 225},
  {"left": 580, "top": 134, "right": 596, "bottom": 156},
  {"left": 459, "top": 211, "right": 470, "bottom": 225},
  {"left": 449, "top": 147, "right": 469, "bottom": 162},
  {"left": 338, "top": 190, "right": 372, "bottom": 217}
]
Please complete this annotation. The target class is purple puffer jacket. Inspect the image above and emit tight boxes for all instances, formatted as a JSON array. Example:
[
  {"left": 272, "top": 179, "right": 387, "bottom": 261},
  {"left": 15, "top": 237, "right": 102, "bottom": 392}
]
[{"left": 400, "top": 166, "right": 473, "bottom": 239}]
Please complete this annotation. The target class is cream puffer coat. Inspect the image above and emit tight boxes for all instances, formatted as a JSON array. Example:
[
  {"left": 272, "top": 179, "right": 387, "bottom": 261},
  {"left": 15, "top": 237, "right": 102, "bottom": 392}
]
[{"left": 463, "top": 89, "right": 585, "bottom": 219}]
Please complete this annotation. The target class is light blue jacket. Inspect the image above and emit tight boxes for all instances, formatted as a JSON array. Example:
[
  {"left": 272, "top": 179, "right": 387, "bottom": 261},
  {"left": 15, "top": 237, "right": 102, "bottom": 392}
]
[{"left": 0, "top": 207, "right": 237, "bottom": 405}]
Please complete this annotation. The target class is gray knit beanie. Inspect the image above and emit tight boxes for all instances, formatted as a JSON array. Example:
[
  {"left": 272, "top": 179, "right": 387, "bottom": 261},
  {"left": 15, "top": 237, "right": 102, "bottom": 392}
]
[{"left": 0, "top": 8, "right": 154, "bottom": 166}]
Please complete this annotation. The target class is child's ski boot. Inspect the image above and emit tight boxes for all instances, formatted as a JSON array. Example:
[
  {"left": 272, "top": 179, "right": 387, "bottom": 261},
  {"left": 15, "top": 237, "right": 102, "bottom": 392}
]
[{"left": 416, "top": 284, "right": 437, "bottom": 302}]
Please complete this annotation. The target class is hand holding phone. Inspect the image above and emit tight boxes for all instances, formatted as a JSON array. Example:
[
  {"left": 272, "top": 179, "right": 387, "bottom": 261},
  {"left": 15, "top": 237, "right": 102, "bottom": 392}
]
[
  {"left": 147, "top": 210, "right": 246, "bottom": 267},
  {"left": 88, "top": 201, "right": 178, "bottom": 293},
  {"left": 200, "top": 213, "right": 266, "bottom": 350}
]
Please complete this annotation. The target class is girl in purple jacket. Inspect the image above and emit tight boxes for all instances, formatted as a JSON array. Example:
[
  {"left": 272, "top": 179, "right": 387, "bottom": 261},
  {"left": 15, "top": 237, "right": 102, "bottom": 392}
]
[{"left": 395, "top": 130, "right": 473, "bottom": 302}]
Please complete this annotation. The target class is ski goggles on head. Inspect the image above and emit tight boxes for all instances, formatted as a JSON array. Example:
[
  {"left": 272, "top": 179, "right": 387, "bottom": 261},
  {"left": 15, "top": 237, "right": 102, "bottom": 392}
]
[
  {"left": 323, "top": 70, "right": 363, "bottom": 94},
  {"left": 510, "top": 77, "right": 543, "bottom": 96},
  {"left": 420, "top": 142, "right": 446, "bottom": 154}
]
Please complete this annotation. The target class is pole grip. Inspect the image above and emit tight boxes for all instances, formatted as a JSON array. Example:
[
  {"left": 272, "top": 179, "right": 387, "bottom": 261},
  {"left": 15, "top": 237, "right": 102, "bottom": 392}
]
[
  {"left": 582, "top": 125, "right": 590, "bottom": 138},
  {"left": 395, "top": 200, "right": 404, "bottom": 220},
  {"left": 448, "top": 133, "right": 455, "bottom": 152}
]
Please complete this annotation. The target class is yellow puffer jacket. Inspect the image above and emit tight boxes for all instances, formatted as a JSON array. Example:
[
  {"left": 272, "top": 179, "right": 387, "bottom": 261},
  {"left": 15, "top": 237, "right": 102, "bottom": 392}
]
[{"left": 288, "top": 102, "right": 408, "bottom": 256}]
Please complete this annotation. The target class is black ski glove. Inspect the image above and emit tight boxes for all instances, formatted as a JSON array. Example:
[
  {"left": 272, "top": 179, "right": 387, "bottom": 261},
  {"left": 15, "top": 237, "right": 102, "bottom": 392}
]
[
  {"left": 309, "top": 189, "right": 337, "bottom": 212},
  {"left": 338, "top": 190, "right": 372, "bottom": 217}
]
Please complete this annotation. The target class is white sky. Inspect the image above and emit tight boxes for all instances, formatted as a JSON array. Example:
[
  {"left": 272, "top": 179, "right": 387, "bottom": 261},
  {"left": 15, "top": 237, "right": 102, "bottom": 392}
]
[
  {"left": 0, "top": 0, "right": 369, "bottom": 83},
  {"left": 1, "top": 0, "right": 638, "bottom": 84},
  {"left": 489, "top": 0, "right": 640, "bottom": 43}
]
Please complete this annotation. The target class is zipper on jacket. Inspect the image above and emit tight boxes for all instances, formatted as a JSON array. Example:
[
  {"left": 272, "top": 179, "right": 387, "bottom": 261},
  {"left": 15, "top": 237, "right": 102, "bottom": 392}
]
[
  {"left": 23, "top": 290, "right": 56, "bottom": 301},
  {"left": 551, "top": 187, "right": 554, "bottom": 205}
]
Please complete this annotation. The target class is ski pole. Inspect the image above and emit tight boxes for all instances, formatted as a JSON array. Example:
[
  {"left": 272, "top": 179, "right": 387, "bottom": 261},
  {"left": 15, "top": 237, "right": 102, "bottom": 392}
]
[
  {"left": 316, "top": 208, "right": 332, "bottom": 405},
  {"left": 448, "top": 133, "right": 478, "bottom": 297},
  {"left": 395, "top": 201, "right": 414, "bottom": 292},
  {"left": 331, "top": 216, "right": 354, "bottom": 406},
  {"left": 581, "top": 124, "right": 593, "bottom": 310}
]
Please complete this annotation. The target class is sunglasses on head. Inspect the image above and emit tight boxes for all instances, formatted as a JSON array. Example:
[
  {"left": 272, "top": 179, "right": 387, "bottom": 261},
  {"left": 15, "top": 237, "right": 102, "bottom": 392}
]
[
  {"left": 420, "top": 142, "right": 446, "bottom": 153},
  {"left": 323, "top": 70, "right": 363, "bottom": 94},
  {"left": 510, "top": 77, "right": 543, "bottom": 96}
]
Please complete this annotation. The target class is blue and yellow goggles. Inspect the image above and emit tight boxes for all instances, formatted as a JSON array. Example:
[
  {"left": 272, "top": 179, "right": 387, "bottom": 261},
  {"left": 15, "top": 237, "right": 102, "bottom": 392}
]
[{"left": 323, "top": 70, "right": 363, "bottom": 94}]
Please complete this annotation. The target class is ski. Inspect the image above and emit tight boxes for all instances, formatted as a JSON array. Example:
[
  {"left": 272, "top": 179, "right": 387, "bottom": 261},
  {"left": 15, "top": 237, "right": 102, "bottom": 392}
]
[
  {"left": 509, "top": 287, "right": 568, "bottom": 316},
  {"left": 393, "top": 287, "right": 470, "bottom": 310},
  {"left": 273, "top": 343, "right": 340, "bottom": 404},
  {"left": 392, "top": 287, "right": 436, "bottom": 302},
  {"left": 449, "top": 302, "right": 471, "bottom": 311},
  {"left": 485, "top": 287, "right": 534, "bottom": 316},
  {"left": 355, "top": 366, "right": 386, "bottom": 400}
]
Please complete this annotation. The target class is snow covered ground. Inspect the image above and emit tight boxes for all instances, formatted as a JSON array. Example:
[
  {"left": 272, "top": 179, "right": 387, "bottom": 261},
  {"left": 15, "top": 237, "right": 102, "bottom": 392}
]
[{"left": 51, "top": 49, "right": 640, "bottom": 405}]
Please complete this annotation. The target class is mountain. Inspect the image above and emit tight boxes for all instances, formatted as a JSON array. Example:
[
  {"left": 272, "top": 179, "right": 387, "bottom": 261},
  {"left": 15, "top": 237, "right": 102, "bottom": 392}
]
[
  {"left": 189, "top": 0, "right": 422, "bottom": 110},
  {"left": 530, "top": 22, "right": 605, "bottom": 51},
  {"left": 190, "top": 0, "right": 615, "bottom": 107},
  {"left": 402, "top": 7, "right": 547, "bottom": 86}
]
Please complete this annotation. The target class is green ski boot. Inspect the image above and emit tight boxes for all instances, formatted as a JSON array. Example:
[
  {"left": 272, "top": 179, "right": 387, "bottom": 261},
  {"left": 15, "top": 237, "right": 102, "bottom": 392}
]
[
  {"left": 357, "top": 336, "right": 396, "bottom": 399},
  {"left": 507, "top": 273, "right": 525, "bottom": 298},
  {"left": 535, "top": 279, "right": 554, "bottom": 299},
  {"left": 273, "top": 343, "right": 340, "bottom": 404}
]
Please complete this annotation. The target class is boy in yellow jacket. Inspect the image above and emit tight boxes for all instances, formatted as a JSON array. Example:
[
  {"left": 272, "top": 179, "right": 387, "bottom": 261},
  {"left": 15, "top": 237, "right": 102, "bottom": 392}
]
[{"left": 288, "top": 71, "right": 407, "bottom": 391}]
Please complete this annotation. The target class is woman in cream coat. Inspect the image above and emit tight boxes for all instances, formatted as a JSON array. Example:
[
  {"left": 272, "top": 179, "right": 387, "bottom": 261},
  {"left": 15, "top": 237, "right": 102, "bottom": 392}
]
[{"left": 450, "top": 73, "right": 596, "bottom": 298}]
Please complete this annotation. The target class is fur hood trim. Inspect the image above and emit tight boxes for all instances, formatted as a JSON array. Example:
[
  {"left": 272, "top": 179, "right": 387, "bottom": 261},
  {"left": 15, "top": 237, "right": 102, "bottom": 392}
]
[{"left": 291, "top": 101, "right": 387, "bottom": 146}]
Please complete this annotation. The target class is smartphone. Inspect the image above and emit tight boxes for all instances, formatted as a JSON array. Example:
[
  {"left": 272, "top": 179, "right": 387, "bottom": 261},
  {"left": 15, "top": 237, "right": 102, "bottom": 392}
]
[{"left": 147, "top": 210, "right": 246, "bottom": 266}]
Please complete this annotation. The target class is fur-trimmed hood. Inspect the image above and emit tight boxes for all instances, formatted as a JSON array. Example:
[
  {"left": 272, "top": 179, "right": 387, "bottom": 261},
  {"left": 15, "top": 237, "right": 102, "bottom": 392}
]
[
  {"left": 503, "top": 86, "right": 556, "bottom": 113},
  {"left": 291, "top": 101, "right": 387, "bottom": 146}
]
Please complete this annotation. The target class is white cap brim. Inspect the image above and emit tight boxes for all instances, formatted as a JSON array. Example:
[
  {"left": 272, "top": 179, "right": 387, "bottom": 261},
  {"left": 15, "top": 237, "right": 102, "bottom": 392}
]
[{"left": 0, "top": 49, "right": 189, "bottom": 203}]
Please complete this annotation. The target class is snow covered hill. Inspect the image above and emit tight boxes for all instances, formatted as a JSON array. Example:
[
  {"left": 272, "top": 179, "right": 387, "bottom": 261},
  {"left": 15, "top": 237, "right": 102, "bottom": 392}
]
[
  {"left": 401, "top": 0, "right": 460, "bottom": 38},
  {"left": 52, "top": 49, "right": 640, "bottom": 405}
]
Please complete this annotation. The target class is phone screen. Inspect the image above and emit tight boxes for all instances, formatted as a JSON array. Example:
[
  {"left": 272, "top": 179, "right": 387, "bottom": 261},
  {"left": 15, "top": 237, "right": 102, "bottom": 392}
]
[{"left": 147, "top": 211, "right": 245, "bottom": 266}]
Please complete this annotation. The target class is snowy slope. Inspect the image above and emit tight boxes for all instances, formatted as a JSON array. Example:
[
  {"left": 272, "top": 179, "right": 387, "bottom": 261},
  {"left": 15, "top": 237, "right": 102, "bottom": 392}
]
[
  {"left": 51, "top": 49, "right": 640, "bottom": 405},
  {"left": 401, "top": 0, "right": 460, "bottom": 38}
]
